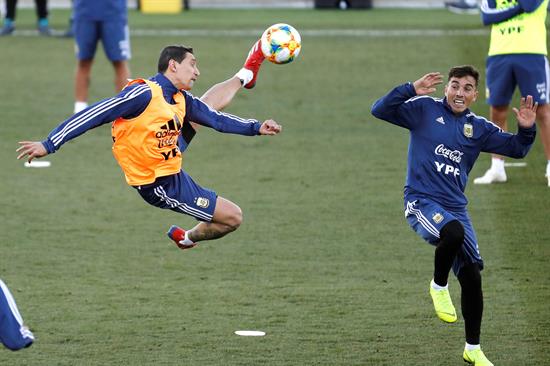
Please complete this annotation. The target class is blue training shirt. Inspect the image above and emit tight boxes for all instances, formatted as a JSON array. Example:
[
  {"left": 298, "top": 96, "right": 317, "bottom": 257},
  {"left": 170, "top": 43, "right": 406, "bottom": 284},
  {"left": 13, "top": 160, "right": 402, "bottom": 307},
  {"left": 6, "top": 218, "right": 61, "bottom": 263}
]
[
  {"left": 371, "top": 82, "right": 536, "bottom": 209},
  {"left": 42, "top": 73, "right": 262, "bottom": 155}
]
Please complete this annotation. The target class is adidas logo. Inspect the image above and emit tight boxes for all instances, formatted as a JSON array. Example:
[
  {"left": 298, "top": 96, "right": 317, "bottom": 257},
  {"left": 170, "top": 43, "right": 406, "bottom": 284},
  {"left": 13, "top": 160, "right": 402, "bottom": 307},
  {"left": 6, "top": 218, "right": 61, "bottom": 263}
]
[{"left": 436, "top": 116, "right": 445, "bottom": 124}]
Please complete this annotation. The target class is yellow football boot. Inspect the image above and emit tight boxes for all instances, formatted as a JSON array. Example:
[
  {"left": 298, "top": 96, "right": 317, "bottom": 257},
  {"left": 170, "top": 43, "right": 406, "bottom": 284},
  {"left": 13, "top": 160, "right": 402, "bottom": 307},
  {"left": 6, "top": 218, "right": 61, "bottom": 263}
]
[
  {"left": 463, "top": 348, "right": 494, "bottom": 366},
  {"left": 429, "top": 282, "right": 457, "bottom": 323}
]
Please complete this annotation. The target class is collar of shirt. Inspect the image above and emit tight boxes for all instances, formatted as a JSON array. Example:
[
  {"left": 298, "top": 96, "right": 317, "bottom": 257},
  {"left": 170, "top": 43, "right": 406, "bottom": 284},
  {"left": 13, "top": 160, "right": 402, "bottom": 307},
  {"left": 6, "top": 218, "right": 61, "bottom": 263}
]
[{"left": 150, "top": 73, "right": 181, "bottom": 104}]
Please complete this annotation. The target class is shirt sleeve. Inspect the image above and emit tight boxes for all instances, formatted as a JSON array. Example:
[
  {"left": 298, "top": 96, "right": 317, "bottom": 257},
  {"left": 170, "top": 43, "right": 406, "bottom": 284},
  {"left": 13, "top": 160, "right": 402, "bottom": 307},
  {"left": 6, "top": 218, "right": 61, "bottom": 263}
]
[
  {"left": 480, "top": 119, "right": 536, "bottom": 158},
  {"left": 480, "top": 0, "right": 524, "bottom": 25},
  {"left": 370, "top": 82, "right": 422, "bottom": 130},
  {"left": 182, "top": 91, "right": 262, "bottom": 136},
  {"left": 42, "top": 83, "right": 152, "bottom": 154}
]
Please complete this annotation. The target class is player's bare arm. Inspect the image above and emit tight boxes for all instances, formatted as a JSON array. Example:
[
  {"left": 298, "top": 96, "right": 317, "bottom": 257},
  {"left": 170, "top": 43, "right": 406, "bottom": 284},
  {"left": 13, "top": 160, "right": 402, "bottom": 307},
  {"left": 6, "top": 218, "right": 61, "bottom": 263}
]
[
  {"left": 513, "top": 95, "right": 538, "bottom": 129},
  {"left": 413, "top": 72, "right": 444, "bottom": 96},
  {"left": 16, "top": 141, "right": 48, "bottom": 163},
  {"left": 259, "top": 119, "right": 282, "bottom": 135}
]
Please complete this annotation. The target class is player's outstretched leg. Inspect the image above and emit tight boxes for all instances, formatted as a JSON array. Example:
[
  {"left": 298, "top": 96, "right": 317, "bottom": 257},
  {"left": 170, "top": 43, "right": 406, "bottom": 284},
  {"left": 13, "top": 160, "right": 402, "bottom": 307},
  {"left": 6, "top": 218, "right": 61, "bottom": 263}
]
[{"left": 237, "top": 39, "right": 265, "bottom": 89}]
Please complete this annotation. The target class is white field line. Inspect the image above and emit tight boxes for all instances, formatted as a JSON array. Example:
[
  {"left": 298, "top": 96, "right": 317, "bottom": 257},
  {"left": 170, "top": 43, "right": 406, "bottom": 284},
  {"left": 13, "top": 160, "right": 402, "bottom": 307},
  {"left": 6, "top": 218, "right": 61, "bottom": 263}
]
[{"left": 10, "top": 28, "right": 488, "bottom": 37}]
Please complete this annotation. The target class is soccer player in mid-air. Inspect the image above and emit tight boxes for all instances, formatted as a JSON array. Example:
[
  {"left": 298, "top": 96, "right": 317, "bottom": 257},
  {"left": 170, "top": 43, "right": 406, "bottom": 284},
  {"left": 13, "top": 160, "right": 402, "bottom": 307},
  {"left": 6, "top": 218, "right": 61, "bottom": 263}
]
[
  {"left": 371, "top": 65, "right": 537, "bottom": 366},
  {"left": 17, "top": 39, "right": 278, "bottom": 250},
  {"left": 0, "top": 278, "right": 34, "bottom": 351}
]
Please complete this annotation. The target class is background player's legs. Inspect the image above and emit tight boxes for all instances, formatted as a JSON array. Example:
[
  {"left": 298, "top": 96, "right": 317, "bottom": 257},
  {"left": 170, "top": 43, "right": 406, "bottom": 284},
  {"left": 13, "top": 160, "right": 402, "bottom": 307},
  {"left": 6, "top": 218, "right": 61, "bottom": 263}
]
[
  {"left": 474, "top": 105, "right": 509, "bottom": 184},
  {"left": 74, "top": 59, "right": 93, "bottom": 113},
  {"left": 188, "top": 197, "right": 243, "bottom": 242},
  {"left": 34, "top": 0, "right": 50, "bottom": 35},
  {"left": 1, "top": 0, "right": 17, "bottom": 35},
  {"left": 535, "top": 104, "right": 550, "bottom": 185},
  {"left": 112, "top": 60, "right": 130, "bottom": 92}
]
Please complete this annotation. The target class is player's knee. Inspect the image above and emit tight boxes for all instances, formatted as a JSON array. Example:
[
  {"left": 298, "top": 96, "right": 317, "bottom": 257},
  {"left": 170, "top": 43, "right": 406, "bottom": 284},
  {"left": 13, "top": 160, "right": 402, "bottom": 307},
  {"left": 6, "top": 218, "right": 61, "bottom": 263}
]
[
  {"left": 440, "top": 220, "right": 464, "bottom": 251},
  {"left": 225, "top": 205, "right": 243, "bottom": 232}
]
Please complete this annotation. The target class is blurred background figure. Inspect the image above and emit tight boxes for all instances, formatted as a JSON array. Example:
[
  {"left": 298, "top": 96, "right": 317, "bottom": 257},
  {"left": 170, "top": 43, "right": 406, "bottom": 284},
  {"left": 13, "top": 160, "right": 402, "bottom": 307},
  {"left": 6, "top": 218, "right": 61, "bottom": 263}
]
[
  {"left": 445, "top": 0, "right": 479, "bottom": 14},
  {"left": 474, "top": 0, "right": 550, "bottom": 186},
  {"left": 0, "top": 0, "right": 51, "bottom": 36},
  {"left": 73, "top": 0, "right": 131, "bottom": 113}
]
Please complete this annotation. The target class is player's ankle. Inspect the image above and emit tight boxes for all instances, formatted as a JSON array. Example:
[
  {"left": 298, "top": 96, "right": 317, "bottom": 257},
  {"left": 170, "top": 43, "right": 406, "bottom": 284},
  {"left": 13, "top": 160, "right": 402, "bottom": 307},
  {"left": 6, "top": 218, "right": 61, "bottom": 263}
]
[
  {"left": 490, "top": 157, "right": 505, "bottom": 173},
  {"left": 235, "top": 68, "right": 253, "bottom": 87}
]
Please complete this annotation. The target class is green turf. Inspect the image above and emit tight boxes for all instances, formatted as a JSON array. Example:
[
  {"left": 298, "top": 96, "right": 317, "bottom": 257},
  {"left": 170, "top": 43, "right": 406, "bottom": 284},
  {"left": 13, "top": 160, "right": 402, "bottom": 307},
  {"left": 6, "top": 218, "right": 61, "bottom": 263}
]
[{"left": 1, "top": 7, "right": 549, "bottom": 366}]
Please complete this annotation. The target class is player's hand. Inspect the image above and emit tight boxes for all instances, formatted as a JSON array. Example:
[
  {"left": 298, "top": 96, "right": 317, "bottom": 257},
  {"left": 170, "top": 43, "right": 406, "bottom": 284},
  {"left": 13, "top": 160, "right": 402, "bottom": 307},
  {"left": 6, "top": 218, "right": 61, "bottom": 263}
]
[
  {"left": 259, "top": 119, "right": 282, "bottom": 135},
  {"left": 413, "top": 72, "right": 443, "bottom": 96},
  {"left": 513, "top": 95, "right": 538, "bottom": 129},
  {"left": 16, "top": 141, "right": 48, "bottom": 163}
]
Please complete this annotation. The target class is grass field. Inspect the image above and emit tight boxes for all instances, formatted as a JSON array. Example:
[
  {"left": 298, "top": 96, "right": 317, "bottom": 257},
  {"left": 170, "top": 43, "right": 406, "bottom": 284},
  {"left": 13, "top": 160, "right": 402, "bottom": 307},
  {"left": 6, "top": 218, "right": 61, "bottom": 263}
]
[{"left": 1, "top": 7, "right": 549, "bottom": 365}]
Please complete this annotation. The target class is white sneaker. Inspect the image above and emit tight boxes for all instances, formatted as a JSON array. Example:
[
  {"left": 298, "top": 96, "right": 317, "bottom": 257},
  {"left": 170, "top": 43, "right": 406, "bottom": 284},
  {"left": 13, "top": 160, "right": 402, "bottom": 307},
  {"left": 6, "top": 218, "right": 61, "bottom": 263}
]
[
  {"left": 546, "top": 174, "right": 550, "bottom": 187},
  {"left": 473, "top": 168, "right": 507, "bottom": 184}
]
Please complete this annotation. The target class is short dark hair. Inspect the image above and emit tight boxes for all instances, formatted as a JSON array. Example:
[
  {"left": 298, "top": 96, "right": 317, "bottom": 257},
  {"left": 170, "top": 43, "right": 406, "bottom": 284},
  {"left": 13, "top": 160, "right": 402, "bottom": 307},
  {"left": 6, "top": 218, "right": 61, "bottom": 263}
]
[
  {"left": 157, "top": 45, "right": 194, "bottom": 73},
  {"left": 448, "top": 65, "right": 479, "bottom": 87}
]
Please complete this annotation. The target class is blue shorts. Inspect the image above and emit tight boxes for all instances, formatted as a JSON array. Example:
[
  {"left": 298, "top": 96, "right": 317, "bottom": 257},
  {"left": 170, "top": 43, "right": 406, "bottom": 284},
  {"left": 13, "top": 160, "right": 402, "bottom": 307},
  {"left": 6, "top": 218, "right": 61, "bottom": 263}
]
[
  {"left": 135, "top": 171, "right": 217, "bottom": 222},
  {"left": 486, "top": 54, "right": 549, "bottom": 106},
  {"left": 74, "top": 18, "right": 131, "bottom": 61},
  {"left": 0, "top": 279, "right": 34, "bottom": 351},
  {"left": 404, "top": 195, "right": 484, "bottom": 275}
]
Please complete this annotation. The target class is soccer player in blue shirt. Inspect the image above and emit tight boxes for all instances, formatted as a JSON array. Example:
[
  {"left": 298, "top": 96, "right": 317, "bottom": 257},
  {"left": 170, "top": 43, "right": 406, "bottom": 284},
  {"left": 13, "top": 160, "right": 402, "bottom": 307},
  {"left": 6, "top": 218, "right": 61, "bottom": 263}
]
[
  {"left": 371, "top": 65, "right": 537, "bottom": 366},
  {"left": 0, "top": 278, "right": 34, "bottom": 351}
]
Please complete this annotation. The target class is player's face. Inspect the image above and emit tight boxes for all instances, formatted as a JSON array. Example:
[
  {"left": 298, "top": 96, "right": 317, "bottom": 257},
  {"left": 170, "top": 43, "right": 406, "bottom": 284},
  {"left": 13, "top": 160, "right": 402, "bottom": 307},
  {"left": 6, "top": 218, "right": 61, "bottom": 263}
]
[
  {"left": 173, "top": 53, "right": 200, "bottom": 90},
  {"left": 444, "top": 76, "right": 478, "bottom": 114}
]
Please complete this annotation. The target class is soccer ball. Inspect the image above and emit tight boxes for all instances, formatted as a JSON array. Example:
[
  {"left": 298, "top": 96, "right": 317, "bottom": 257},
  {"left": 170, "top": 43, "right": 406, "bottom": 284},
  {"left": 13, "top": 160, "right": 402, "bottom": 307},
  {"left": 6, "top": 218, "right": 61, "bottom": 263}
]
[{"left": 260, "top": 23, "right": 302, "bottom": 65}]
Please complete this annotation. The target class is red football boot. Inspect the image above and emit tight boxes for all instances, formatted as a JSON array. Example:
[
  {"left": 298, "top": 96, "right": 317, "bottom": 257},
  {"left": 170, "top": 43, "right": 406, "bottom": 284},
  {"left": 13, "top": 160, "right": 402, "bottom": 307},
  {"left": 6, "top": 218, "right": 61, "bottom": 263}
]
[
  {"left": 167, "top": 225, "right": 197, "bottom": 250},
  {"left": 243, "top": 39, "right": 266, "bottom": 89}
]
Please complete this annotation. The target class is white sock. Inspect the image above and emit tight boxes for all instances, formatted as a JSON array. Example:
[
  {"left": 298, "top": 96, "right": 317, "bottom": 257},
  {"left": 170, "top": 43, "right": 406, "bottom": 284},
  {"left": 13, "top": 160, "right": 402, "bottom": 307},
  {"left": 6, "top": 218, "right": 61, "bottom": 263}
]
[
  {"left": 465, "top": 343, "right": 481, "bottom": 351},
  {"left": 431, "top": 279, "right": 448, "bottom": 290},
  {"left": 490, "top": 157, "right": 505, "bottom": 173},
  {"left": 235, "top": 68, "right": 253, "bottom": 87},
  {"left": 546, "top": 160, "right": 550, "bottom": 177},
  {"left": 74, "top": 101, "right": 88, "bottom": 114},
  {"left": 180, "top": 230, "right": 195, "bottom": 245}
]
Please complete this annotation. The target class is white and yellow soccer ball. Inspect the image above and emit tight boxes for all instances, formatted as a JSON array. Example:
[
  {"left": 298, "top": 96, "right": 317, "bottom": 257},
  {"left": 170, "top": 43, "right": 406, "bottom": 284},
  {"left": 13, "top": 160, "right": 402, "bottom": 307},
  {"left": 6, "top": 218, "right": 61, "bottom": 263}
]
[{"left": 260, "top": 23, "right": 302, "bottom": 65}]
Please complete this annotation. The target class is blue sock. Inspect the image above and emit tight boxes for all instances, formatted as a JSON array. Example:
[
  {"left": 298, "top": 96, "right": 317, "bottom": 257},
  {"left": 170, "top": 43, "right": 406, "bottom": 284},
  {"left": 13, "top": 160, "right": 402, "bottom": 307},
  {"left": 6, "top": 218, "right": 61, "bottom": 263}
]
[
  {"left": 4, "top": 18, "right": 14, "bottom": 27},
  {"left": 38, "top": 18, "right": 49, "bottom": 27}
]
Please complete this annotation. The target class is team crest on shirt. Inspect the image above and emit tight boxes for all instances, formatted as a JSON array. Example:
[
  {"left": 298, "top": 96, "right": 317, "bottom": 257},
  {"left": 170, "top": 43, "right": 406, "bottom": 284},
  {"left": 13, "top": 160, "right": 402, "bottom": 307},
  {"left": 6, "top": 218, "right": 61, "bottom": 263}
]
[
  {"left": 195, "top": 197, "right": 210, "bottom": 208},
  {"left": 463, "top": 123, "right": 473, "bottom": 138},
  {"left": 432, "top": 213, "right": 444, "bottom": 224}
]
